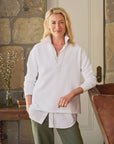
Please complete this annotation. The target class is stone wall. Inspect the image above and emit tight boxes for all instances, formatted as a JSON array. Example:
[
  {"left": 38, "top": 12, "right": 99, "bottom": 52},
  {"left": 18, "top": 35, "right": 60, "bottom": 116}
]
[
  {"left": 0, "top": 0, "right": 46, "bottom": 144},
  {"left": 0, "top": 0, "right": 46, "bottom": 102},
  {"left": 105, "top": 0, "right": 114, "bottom": 83}
]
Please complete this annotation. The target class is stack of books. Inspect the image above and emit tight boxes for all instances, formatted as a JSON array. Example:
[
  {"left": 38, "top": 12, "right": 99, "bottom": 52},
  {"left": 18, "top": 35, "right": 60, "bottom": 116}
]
[{"left": 17, "top": 100, "right": 26, "bottom": 108}]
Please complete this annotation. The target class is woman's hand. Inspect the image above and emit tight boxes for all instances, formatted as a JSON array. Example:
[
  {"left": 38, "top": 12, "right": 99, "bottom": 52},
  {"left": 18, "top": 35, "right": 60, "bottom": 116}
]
[
  {"left": 58, "top": 92, "right": 74, "bottom": 108},
  {"left": 58, "top": 87, "right": 83, "bottom": 108}
]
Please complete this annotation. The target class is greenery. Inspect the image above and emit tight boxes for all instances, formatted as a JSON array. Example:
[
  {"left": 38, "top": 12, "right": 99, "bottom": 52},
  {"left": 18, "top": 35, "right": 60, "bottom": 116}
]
[{"left": 0, "top": 50, "right": 17, "bottom": 91}]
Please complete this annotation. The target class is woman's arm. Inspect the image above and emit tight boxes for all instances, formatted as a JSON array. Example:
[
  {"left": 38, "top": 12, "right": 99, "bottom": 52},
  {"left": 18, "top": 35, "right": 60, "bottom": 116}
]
[
  {"left": 80, "top": 47, "right": 96, "bottom": 92},
  {"left": 58, "top": 47, "right": 96, "bottom": 108},
  {"left": 24, "top": 48, "right": 38, "bottom": 113},
  {"left": 24, "top": 46, "right": 38, "bottom": 98},
  {"left": 25, "top": 95, "right": 32, "bottom": 113},
  {"left": 58, "top": 87, "right": 83, "bottom": 108}
]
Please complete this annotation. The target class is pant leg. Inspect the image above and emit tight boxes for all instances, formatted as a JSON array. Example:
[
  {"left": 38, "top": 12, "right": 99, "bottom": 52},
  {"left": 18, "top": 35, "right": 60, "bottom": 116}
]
[
  {"left": 57, "top": 121, "right": 83, "bottom": 144},
  {"left": 31, "top": 117, "right": 54, "bottom": 144}
]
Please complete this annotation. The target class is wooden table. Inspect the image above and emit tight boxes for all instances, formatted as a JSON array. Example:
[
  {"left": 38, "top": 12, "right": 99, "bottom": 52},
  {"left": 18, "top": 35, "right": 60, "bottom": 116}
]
[{"left": 0, "top": 105, "right": 29, "bottom": 144}]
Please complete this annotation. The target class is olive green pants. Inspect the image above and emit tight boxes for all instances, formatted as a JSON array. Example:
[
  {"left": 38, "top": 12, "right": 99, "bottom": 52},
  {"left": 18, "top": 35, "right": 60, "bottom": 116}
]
[{"left": 31, "top": 116, "right": 83, "bottom": 144}]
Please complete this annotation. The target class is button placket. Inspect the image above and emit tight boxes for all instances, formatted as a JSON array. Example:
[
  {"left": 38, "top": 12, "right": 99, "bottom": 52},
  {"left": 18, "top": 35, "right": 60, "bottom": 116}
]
[
  {"left": 57, "top": 44, "right": 67, "bottom": 67},
  {"left": 49, "top": 43, "right": 67, "bottom": 69}
]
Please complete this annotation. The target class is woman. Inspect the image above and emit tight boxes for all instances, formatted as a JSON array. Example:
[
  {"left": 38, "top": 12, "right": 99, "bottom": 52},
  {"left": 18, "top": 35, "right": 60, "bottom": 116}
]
[{"left": 24, "top": 7, "right": 96, "bottom": 144}]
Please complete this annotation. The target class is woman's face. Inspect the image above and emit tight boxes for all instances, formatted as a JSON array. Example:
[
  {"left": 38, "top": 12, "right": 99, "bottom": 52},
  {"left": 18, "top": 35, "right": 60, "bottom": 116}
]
[{"left": 48, "top": 14, "right": 66, "bottom": 38}]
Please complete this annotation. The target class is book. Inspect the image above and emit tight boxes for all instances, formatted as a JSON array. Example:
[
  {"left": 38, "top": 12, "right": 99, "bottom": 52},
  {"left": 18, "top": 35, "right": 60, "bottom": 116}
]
[{"left": 17, "top": 100, "right": 26, "bottom": 108}]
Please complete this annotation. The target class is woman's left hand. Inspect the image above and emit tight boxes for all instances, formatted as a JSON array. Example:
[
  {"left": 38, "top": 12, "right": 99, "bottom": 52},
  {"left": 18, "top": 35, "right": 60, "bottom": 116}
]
[
  {"left": 58, "top": 92, "right": 74, "bottom": 108},
  {"left": 57, "top": 87, "right": 83, "bottom": 108}
]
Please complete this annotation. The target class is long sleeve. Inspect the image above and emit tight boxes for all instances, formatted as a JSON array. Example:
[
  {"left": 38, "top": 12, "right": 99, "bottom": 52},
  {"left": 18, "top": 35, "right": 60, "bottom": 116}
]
[
  {"left": 80, "top": 48, "right": 96, "bottom": 92},
  {"left": 24, "top": 37, "right": 96, "bottom": 114},
  {"left": 24, "top": 46, "right": 38, "bottom": 96}
]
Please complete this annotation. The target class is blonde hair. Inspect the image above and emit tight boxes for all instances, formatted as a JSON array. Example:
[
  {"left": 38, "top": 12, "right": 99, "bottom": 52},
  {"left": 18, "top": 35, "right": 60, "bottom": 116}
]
[{"left": 42, "top": 7, "right": 74, "bottom": 45}]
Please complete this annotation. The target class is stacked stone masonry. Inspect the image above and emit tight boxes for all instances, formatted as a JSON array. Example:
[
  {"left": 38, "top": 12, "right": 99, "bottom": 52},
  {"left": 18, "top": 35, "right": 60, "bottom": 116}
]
[
  {"left": 0, "top": 0, "right": 46, "bottom": 144},
  {"left": 0, "top": 0, "right": 46, "bottom": 90}
]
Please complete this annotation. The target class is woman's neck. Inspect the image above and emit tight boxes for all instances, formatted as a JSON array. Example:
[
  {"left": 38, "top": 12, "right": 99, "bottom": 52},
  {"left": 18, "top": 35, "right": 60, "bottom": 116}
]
[
  {"left": 51, "top": 35, "right": 65, "bottom": 56},
  {"left": 51, "top": 35, "right": 65, "bottom": 46}
]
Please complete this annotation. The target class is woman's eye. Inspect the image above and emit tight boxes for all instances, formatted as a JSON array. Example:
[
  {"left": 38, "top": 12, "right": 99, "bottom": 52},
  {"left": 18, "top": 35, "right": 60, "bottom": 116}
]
[
  {"left": 52, "top": 22, "right": 55, "bottom": 24},
  {"left": 60, "top": 21, "right": 64, "bottom": 24}
]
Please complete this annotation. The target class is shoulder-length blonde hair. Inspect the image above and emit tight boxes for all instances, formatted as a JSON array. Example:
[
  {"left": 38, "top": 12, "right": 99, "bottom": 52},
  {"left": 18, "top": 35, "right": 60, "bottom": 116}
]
[{"left": 42, "top": 7, "right": 74, "bottom": 45}]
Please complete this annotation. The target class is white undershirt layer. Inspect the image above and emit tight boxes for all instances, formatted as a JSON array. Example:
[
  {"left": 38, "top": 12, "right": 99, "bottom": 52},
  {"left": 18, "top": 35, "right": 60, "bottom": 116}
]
[
  {"left": 29, "top": 109, "right": 77, "bottom": 128},
  {"left": 24, "top": 35, "right": 96, "bottom": 128}
]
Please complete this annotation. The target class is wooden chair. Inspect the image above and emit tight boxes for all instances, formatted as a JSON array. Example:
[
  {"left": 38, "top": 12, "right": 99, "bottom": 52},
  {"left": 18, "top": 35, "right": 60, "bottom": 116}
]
[{"left": 88, "top": 83, "right": 114, "bottom": 144}]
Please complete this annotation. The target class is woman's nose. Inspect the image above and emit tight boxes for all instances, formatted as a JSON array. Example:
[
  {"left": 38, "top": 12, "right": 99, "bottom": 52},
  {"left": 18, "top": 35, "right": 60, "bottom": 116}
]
[{"left": 56, "top": 23, "right": 60, "bottom": 29}]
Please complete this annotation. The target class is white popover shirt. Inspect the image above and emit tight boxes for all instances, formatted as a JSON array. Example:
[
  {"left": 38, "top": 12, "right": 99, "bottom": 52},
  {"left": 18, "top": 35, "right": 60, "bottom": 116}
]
[{"left": 24, "top": 35, "right": 96, "bottom": 128}]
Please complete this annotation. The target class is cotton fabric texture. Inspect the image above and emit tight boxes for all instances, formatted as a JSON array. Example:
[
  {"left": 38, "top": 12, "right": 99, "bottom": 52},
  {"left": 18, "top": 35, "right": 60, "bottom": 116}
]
[{"left": 24, "top": 35, "right": 96, "bottom": 128}]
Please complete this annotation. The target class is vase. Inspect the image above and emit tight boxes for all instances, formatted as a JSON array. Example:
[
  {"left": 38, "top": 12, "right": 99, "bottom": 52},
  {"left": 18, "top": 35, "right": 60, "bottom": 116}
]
[{"left": 5, "top": 90, "right": 13, "bottom": 107}]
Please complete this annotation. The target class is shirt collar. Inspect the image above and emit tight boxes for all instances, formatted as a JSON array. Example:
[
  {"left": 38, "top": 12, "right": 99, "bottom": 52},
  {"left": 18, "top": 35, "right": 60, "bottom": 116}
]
[{"left": 45, "top": 35, "right": 69, "bottom": 45}]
